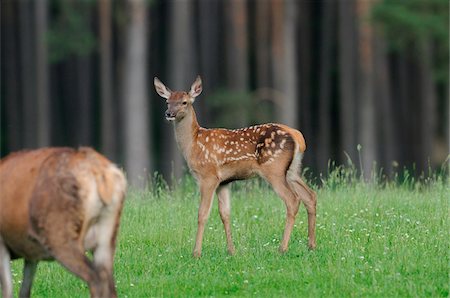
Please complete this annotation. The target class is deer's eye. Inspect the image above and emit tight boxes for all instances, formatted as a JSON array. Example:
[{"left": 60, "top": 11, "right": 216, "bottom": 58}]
[{"left": 182, "top": 101, "right": 188, "bottom": 105}]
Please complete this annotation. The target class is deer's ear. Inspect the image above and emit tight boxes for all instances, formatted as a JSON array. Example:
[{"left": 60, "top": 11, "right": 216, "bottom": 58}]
[
  {"left": 189, "top": 76, "right": 202, "bottom": 101},
  {"left": 154, "top": 77, "right": 172, "bottom": 99}
]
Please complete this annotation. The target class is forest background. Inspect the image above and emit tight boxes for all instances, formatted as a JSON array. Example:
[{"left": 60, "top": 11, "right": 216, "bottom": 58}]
[{"left": 1, "top": 0, "right": 448, "bottom": 187}]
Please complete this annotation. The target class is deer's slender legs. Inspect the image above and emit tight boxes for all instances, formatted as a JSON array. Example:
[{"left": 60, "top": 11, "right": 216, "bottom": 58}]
[
  {"left": 193, "top": 179, "right": 219, "bottom": 258},
  {"left": 264, "top": 175, "right": 301, "bottom": 253},
  {"left": 289, "top": 177, "right": 317, "bottom": 249},
  {"left": 0, "top": 236, "right": 13, "bottom": 298},
  {"left": 216, "top": 185, "right": 235, "bottom": 255},
  {"left": 19, "top": 260, "right": 38, "bottom": 298}
]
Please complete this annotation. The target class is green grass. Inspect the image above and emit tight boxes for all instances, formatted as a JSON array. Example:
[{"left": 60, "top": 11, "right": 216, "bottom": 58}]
[{"left": 10, "top": 177, "right": 448, "bottom": 297}]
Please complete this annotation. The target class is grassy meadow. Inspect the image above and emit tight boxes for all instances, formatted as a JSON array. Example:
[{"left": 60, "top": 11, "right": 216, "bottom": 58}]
[{"left": 10, "top": 173, "right": 449, "bottom": 297}]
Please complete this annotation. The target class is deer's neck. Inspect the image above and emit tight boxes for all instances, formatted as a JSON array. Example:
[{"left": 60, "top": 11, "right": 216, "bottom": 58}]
[{"left": 173, "top": 107, "right": 200, "bottom": 159}]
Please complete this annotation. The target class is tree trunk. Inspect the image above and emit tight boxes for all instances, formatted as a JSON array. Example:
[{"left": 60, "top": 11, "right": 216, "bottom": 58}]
[
  {"left": 338, "top": 0, "right": 357, "bottom": 166},
  {"left": 63, "top": 59, "right": 77, "bottom": 146},
  {"left": 35, "top": 0, "right": 50, "bottom": 147},
  {"left": 282, "top": 0, "right": 299, "bottom": 128},
  {"left": 298, "top": 1, "right": 314, "bottom": 168},
  {"left": 225, "top": 0, "right": 249, "bottom": 127},
  {"left": 445, "top": 82, "right": 449, "bottom": 163},
  {"left": 255, "top": 0, "right": 271, "bottom": 90},
  {"left": 271, "top": 0, "right": 284, "bottom": 122},
  {"left": 113, "top": 0, "right": 127, "bottom": 167},
  {"left": 356, "top": 0, "right": 376, "bottom": 179},
  {"left": 122, "top": 0, "right": 151, "bottom": 188},
  {"left": 317, "top": 0, "right": 336, "bottom": 173},
  {"left": 163, "top": 0, "right": 198, "bottom": 183},
  {"left": 198, "top": 0, "right": 220, "bottom": 126},
  {"left": 76, "top": 55, "right": 93, "bottom": 146},
  {"left": 373, "top": 33, "right": 395, "bottom": 175},
  {"left": 417, "top": 40, "right": 436, "bottom": 173},
  {"left": 3, "top": 0, "right": 22, "bottom": 152},
  {"left": 397, "top": 52, "right": 412, "bottom": 167},
  {"left": 99, "top": 0, "right": 117, "bottom": 161},
  {"left": 19, "top": 0, "right": 37, "bottom": 149},
  {"left": 49, "top": 63, "right": 64, "bottom": 147},
  {"left": 271, "top": 0, "right": 299, "bottom": 129}
]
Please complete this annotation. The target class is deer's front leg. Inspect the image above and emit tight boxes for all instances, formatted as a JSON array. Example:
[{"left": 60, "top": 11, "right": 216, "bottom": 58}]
[
  {"left": 0, "top": 236, "right": 13, "bottom": 298},
  {"left": 193, "top": 179, "right": 219, "bottom": 258}
]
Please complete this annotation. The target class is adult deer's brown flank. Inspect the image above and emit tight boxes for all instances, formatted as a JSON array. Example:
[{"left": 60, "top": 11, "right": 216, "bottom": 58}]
[
  {"left": 154, "top": 76, "right": 317, "bottom": 258},
  {"left": 0, "top": 147, "right": 126, "bottom": 298}
]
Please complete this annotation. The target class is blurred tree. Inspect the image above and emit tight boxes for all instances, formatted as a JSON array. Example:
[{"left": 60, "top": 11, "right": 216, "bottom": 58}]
[
  {"left": 255, "top": 0, "right": 271, "bottom": 91},
  {"left": 35, "top": 0, "right": 50, "bottom": 148},
  {"left": 373, "top": 34, "right": 396, "bottom": 175},
  {"left": 1, "top": 0, "right": 448, "bottom": 180},
  {"left": 2, "top": 0, "right": 22, "bottom": 152},
  {"left": 297, "top": 1, "right": 314, "bottom": 169},
  {"left": 198, "top": 0, "right": 221, "bottom": 126},
  {"left": 75, "top": 3, "right": 94, "bottom": 146},
  {"left": 19, "top": 0, "right": 37, "bottom": 148},
  {"left": 122, "top": 0, "right": 152, "bottom": 188},
  {"left": 46, "top": 0, "right": 96, "bottom": 148},
  {"left": 417, "top": 40, "right": 437, "bottom": 172},
  {"left": 317, "top": 0, "right": 336, "bottom": 173},
  {"left": 338, "top": 0, "right": 358, "bottom": 166},
  {"left": 225, "top": 0, "right": 249, "bottom": 126},
  {"left": 163, "top": 0, "right": 198, "bottom": 182},
  {"left": 373, "top": 0, "right": 449, "bottom": 170},
  {"left": 99, "top": 0, "right": 117, "bottom": 161},
  {"left": 271, "top": 0, "right": 299, "bottom": 129},
  {"left": 357, "top": 0, "right": 377, "bottom": 179},
  {"left": 207, "top": 89, "right": 254, "bottom": 128},
  {"left": 47, "top": 0, "right": 96, "bottom": 63}
]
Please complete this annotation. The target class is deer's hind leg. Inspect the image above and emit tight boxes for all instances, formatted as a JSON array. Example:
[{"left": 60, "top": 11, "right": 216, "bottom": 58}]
[
  {"left": 217, "top": 185, "right": 235, "bottom": 255},
  {"left": 33, "top": 211, "right": 116, "bottom": 298},
  {"left": 261, "top": 168, "right": 301, "bottom": 253},
  {"left": 287, "top": 176, "right": 317, "bottom": 250},
  {"left": 30, "top": 176, "right": 116, "bottom": 298}
]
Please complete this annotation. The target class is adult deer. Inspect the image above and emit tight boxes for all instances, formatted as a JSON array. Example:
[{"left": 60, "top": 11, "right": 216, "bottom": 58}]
[
  {"left": 0, "top": 147, "right": 126, "bottom": 298},
  {"left": 154, "top": 76, "right": 316, "bottom": 258}
]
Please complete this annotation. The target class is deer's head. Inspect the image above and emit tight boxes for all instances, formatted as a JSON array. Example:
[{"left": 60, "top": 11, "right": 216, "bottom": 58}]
[{"left": 154, "top": 76, "right": 202, "bottom": 122}]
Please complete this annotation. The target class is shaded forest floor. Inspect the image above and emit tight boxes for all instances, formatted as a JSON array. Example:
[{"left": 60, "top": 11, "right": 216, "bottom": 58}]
[{"left": 10, "top": 175, "right": 448, "bottom": 297}]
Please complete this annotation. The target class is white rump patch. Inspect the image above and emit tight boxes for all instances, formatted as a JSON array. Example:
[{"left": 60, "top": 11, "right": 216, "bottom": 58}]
[{"left": 287, "top": 151, "right": 304, "bottom": 182}]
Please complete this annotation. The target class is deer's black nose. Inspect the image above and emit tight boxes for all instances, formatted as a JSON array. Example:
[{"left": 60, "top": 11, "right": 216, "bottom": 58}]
[{"left": 165, "top": 111, "right": 176, "bottom": 120}]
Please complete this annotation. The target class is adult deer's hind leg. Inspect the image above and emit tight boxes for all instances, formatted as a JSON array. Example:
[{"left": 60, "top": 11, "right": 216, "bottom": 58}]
[
  {"left": 31, "top": 206, "right": 113, "bottom": 297},
  {"left": 217, "top": 185, "right": 235, "bottom": 255},
  {"left": 49, "top": 239, "right": 107, "bottom": 297},
  {"left": 90, "top": 206, "right": 124, "bottom": 297}
]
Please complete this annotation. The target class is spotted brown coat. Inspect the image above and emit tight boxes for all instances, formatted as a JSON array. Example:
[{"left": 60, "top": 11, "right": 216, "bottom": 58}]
[{"left": 155, "top": 76, "right": 316, "bottom": 258}]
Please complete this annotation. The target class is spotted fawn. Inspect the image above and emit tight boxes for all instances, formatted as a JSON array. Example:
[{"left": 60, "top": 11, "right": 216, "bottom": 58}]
[{"left": 154, "top": 76, "right": 316, "bottom": 258}]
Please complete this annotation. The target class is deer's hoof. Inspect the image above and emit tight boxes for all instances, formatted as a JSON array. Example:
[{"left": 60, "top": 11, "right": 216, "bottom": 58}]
[
  {"left": 278, "top": 246, "right": 288, "bottom": 254},
  {"left": 193, "top": 251, "right": 202, "bottom": 259},
  {"left": 227, "top": 247, "right": 236, "bottom": 256}
]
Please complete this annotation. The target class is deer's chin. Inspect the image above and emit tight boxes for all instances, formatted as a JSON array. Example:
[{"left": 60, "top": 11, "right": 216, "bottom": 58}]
[{"left": 166, "top": 117, "right": 176, "bottom": 122}]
